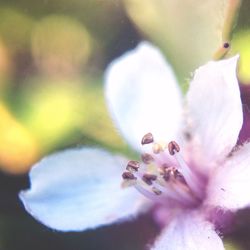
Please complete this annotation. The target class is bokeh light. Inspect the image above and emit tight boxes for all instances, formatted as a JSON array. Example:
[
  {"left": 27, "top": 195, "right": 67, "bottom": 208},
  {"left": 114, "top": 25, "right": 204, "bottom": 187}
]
[
  {"left": 31, "top": 15, "right": 92, "bottom": 77},
  {"left": 0, "top": 103, "right": 39, "bottom": 174},
  {"left": 232, "top": 30, "right": 250, "bottom": 83}
]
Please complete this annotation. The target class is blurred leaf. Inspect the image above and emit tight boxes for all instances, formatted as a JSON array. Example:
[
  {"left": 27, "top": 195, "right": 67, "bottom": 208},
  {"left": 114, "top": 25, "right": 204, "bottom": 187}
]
[
  {"left": 232, "top": 29, "right": 250, "bottom": 83},
  {"left": 123, "top": 0, "right": 228, "bottom": 82}
]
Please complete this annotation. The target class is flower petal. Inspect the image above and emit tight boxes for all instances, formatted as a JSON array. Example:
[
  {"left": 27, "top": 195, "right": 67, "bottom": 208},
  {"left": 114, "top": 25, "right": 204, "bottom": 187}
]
[
  {"left": 19, "top": 148, "right": 147, "bottom": 231},
  {"left": 186, "top": 56, "right": 242, "bottom": 167},
  {"left": 206, "top": 142, "right": 250, "bottom": 210},
  {"left": 105, "top": 42, "right": 182, "bottom": 151},
  {"left": 152, "top": 212, "right": 224, "bottom": 250}
]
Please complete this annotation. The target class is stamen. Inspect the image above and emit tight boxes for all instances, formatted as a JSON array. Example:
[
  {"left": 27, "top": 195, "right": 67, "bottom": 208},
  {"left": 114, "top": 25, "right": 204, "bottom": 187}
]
[
  {"left": 123, "top": 139, "right": 202, "bottom": 206},
  {"left": 162, "top": 171, "right": 170, "bottom": 182},
  {"left": 133, "top": 168, "right": 180, "bottom": 202},
  {"left": 152, "top": 187, "right": 162, "bottom": 195},
  {"left": 173, "top": 169, "right": 186, "bottom": 184},
  {"left": 134, "top": 184, "right": 164, "bottom": 203},
  {"left": 141, "top": 153, "right": 154, "bottom": 164},
  {"left": 126, "top": 160, "right": 140, "bottom": 172},
  {"left": 168, "top": 141, "right": 202, "bottom": 198},
  {"left": 122, "top": 171, "right": 137, "bottom": 180},
  {"left": 153, "top": 177, "right": 195, "bottom": 204},
  {"left": 141, "top": 133, "right": 154, "bottom": 145},
  {"left": 168, "top": 141, "right": 180, "bottom": 155},
  {"left": 142, "top": 173, "right": 157, "bottom": 185}
]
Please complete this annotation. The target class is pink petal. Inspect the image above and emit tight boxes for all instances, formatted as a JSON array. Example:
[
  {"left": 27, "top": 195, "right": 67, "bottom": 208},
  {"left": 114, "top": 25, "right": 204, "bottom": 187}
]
[
  {"left": 19, "top": 148, "right": 148, "bottom": 231},
  {"left": 105, "top": 42, "right": 182, "bottom": 151},
  {"left": 152, "top": 212, "right": 224, "bottom": 250},
  {"left": 186, "top": 56, "right": 242, "bottom": 170},
  {"left": 206, "top": 142, "right": 250, "bottom": 210}
]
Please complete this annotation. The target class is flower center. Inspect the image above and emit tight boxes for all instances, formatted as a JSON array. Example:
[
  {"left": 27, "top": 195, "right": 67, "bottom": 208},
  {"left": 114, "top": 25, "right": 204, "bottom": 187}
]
[{"left": 122, "top": 133, "right": 203, "bottom": 207}]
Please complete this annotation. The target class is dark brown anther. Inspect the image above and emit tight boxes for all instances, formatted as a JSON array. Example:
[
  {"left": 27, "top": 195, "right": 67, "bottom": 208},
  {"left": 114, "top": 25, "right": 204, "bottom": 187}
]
[
  {"left": 163, "top": 171, "right": 170, "bottom": 182},
  {"left": 142, "top": 173, "right": 157, "bottom": 185},
  {"left": 141, "top": 133, "right": 154, "bottom": 145},
  {"left": 173, "top": 169, "right": 182, "bottom": 179},
  {"left": 223, "top": 42, "right": 230, "bottom": 49},
  {"left": 122, "top": 171, "right": 137, "bottom": 180},
  {"left": 126, "top": 160, "right": 140, "bottom": 172},
  {"left": 168, "top": 141, "right": 180, "bottom": 155},
  {"left": 173, "top": 169, "right": 186, "bottom": 184},
  {"left": 141, "top": 153, "right": 154, "bottom": 164}
]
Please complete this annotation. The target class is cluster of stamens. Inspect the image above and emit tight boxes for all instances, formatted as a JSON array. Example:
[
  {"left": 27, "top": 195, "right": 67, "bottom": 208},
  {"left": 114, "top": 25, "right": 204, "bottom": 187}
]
[{"left": 122, "top": 133, "right": 202, "bottom": 206}]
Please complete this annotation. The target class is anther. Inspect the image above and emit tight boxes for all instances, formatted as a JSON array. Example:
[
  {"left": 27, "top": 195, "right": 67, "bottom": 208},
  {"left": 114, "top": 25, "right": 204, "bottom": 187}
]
[
  {"left": 173, "top": 169, "right": 186, "bottom": 184},
  {"left": 141, "top": 153, "right": 154, "bottom": 164},
  {"left": 122, "top": 171, "right": 137, "bottom": 180},
  {"left": 141, "top": 133, "right": 154, "bottom": 145},
  {"left": 126, "top": 160, "right": 140, "bottom": 172},
  {"left": 162, "top": 171, "right": 170, "bottom": 182},
  {"left": 168, "top": 141, "right": 180, "bottom": 155},
  {"left": 153, "top": 143, "right": 163, "bottom": 154},
  {"left": 142, "top": 173, "right": 157, "bottom": 185},
  {"left": 152, "top": 187, "right": 162, "bottom": 195}
]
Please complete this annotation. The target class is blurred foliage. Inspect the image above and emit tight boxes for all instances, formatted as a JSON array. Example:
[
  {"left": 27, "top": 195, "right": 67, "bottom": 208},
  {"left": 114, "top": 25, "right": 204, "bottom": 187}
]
[
  {"left": 123, "top": 0, "right": 228, "bottom": 83},
  {"left": 232, "top": 30, "right": 250, "bottom": 83},
  {"left": 0, "top": 2, "right": 136, "bottom": 174}
]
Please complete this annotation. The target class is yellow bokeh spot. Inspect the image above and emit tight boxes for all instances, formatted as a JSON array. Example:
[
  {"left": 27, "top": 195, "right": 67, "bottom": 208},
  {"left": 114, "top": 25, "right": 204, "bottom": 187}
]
[
  {"left": 22, "top": 81, "right": 83, "bottom": 151},
  {"left": 232, "top": 30, "right": 250, "bottom": 83},
  {"left": 0, "top": 103, "right": 39, "bottom": 174}
]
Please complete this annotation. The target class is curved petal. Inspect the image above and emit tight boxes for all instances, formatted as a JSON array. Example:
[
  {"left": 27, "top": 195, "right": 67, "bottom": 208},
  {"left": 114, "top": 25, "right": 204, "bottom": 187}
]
[
  {"left": 152, "top": 212, "right": 224, "bottom": 250},
  {"left": 19, "top": 148, "right": 147, "bottom": 231},
  {"left": 105, "top": 42, "right": 182, "bottom": 151},
  {"left": 206, "top": 142, "right": 250, "bottom": 210},
  {"left": 186, "top": 56, "right": 243, "bottom": 168}
]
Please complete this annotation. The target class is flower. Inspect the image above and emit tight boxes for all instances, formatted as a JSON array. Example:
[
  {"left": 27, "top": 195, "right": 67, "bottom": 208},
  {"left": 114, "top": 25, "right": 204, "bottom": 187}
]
[{"left": 19, "top": 42, "right": 248, "bottom": 249}]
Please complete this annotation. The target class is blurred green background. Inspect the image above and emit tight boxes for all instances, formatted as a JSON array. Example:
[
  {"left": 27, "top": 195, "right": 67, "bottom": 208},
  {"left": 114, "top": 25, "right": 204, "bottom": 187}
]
[{"left": 0, "top": 0, "right": 250, "bottom": 249}]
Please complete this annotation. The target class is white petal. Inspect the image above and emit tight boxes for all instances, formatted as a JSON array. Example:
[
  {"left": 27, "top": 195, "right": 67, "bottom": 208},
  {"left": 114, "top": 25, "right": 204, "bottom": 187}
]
[
  {"left": 19, "top": 148, "right": 147, "bottom": 231},
  {"left": 186, "top": 56, "right": 242, "bottom": 167},
  {"left": 206, "top": 142, "right": 250, "bottom": 210},
  {"left": 152, "top": 212, "right": 224, "bottom": 250},
  {"left": 105, "top": 42, "right": 182, "bottom": 151}
]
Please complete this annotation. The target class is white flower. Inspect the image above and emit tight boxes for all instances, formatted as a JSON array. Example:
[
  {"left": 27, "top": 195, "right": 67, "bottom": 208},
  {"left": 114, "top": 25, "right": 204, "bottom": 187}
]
[{"left": 20, "top": 42, "right": 248, "bottom": 250}]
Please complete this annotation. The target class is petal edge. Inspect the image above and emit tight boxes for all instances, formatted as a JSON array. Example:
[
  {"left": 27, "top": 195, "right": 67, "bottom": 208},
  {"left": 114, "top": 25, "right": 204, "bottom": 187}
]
[{"left": 19, "top": 148, "right": 147, "bottom": 231}]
